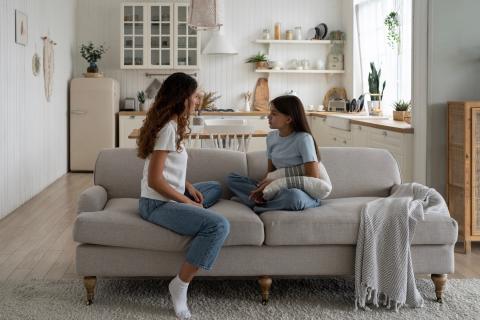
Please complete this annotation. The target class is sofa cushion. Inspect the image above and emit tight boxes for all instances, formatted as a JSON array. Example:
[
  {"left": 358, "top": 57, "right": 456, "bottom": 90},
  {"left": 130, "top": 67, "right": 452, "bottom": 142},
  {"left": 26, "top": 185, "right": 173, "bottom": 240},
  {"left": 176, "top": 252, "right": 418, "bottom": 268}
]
[
  {"left": 94, "top": 148, "right": 247, "bottom": 200},
  {"left": 73, "top": 198, "right": 264, "bottom": 252},
  {"left": 260, "top": 197, "right": 458, "bottom": 246}
]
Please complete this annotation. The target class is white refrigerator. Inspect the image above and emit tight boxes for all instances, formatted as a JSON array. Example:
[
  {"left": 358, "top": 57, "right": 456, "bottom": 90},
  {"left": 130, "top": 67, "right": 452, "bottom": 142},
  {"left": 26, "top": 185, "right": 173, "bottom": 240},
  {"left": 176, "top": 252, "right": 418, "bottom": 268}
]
[{"left": 70, "top": 78, "right": 119, "bottom": 171}]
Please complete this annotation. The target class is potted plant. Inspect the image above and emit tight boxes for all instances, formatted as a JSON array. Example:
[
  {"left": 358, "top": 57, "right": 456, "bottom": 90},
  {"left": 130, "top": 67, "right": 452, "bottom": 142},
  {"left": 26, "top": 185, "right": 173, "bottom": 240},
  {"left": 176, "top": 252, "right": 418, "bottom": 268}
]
[
  {"left": 368, "top": 62, "right": 386, "bottom": 116},
  {"left": 392, "top": 100, "right": 411, "bottom": 121},
  {"left": 80, "top": 42, "right": 108, "bottom": 75},
  {"left": 192, "top": 90, "right": 221, "bottom": 125},
  {"left": 245, "top": 52, "right": 269, "bottom": 69},
  {"left": 137, "top": 90, "right": 146, "bottom": 111}
]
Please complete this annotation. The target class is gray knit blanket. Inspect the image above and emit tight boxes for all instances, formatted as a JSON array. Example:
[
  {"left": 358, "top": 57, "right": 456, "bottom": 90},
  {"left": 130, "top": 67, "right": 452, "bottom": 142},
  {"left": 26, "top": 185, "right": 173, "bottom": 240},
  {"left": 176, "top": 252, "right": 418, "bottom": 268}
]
[{"left": 354, "top": 182, "right": 449, "bottom": 312}]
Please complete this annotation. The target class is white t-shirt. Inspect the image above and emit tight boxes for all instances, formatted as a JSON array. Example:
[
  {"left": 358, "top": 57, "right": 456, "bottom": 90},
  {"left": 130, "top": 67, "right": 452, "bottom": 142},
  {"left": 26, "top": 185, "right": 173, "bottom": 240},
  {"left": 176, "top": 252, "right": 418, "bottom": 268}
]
[{"left": 140, "top": 121, "right": 188, "bottom": 201}]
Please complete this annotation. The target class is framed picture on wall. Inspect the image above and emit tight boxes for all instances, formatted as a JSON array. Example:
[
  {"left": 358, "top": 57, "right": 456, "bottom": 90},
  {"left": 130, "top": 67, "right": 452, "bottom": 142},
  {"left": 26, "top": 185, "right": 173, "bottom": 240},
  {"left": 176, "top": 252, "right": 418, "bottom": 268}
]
[{"left": 15, "top": 10, "right": 28, "bottom": 46}]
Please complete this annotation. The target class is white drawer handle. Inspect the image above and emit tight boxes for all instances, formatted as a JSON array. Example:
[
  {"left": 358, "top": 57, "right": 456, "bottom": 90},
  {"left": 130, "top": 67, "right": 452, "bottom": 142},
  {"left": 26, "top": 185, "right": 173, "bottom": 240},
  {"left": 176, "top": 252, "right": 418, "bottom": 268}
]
[
  {"left": 358, "top": 126, "right": 362, "bottom": 130},
  {"left": 333, "top": 137, "right": 337, "bottom": 141},
  {"left": 343, "top": 140, "right": 347, "bottom": 144},
  {"left": 382, "top": 131, "right": 387, "bottom": 136}
]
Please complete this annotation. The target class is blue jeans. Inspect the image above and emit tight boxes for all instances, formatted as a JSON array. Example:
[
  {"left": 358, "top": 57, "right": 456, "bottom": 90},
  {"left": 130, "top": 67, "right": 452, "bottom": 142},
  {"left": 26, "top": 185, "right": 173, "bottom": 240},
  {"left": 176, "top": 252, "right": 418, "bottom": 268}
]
[
  {"left": 139, "top": 181, "right": 230, "bottom": 271},
  {"left": 226, "top": 173, "right": 321, "bottom": 214}
]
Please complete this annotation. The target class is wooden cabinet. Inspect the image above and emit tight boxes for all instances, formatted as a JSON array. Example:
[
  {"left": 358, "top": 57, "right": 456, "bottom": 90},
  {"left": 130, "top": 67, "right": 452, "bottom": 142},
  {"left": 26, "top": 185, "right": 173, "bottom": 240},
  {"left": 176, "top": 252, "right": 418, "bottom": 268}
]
[
  {"left": 119, "top": 114, "right": 146, "bottom": 148},
  {"left": 121, "top": 3, "right": 199, "bottom": 69},
  {"left": 447, "top": 101, "right": 480, "bottom": 253}
]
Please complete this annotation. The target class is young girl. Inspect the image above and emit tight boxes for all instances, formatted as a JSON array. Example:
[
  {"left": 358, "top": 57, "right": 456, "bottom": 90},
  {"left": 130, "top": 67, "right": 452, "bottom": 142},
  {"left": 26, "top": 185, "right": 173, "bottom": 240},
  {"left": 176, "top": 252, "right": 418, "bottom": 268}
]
[
  {"left": 137, "top": 72, "right": 230, "bottom": 320},
  {"left": 227, "top": 95, "right": 323, "bottom": 213}
]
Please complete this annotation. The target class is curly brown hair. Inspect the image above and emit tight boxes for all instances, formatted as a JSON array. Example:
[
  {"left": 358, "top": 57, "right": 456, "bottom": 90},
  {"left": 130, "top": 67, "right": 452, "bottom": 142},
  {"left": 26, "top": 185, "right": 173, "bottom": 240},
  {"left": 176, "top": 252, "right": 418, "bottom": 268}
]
[{"left": 137, "top": 73, "right": 198, "bottom": 159}]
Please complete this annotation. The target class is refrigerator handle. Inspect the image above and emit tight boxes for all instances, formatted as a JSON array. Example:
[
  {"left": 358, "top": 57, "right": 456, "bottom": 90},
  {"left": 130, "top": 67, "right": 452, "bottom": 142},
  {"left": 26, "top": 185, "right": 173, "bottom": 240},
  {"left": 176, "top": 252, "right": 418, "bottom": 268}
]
[{"left": 71, "top": 109, "right": 87, "bottom": 115}]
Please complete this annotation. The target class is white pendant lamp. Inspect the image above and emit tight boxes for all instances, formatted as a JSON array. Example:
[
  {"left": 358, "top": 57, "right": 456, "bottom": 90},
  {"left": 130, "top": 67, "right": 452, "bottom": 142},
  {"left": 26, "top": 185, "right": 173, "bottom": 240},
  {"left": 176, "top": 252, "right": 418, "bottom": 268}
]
[{"left": 202, "top": 28, "right": 238, "bottom": 55}]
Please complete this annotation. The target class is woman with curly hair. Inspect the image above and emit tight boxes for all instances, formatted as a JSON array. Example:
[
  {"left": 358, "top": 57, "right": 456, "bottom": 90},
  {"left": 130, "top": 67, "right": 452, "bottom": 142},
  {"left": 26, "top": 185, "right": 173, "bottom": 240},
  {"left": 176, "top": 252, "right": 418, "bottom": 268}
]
[{"left": 137, "top": 72, "right": 230, "bottom": 320}]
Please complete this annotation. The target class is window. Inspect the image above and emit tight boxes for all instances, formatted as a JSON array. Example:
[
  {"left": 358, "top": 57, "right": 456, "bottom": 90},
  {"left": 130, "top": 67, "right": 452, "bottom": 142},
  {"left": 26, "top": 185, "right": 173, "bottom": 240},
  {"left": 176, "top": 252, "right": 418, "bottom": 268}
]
[{"left": 355, "top": 0, "right": 412, "bottom": 112}]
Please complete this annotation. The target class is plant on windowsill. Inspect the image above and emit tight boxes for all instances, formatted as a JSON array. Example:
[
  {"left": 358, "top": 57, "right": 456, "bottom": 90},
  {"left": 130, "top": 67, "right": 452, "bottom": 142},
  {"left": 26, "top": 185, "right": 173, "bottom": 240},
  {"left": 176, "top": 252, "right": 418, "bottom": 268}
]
[
  {"left": 245, "top": 52, "right": 269, "bottom": 70},
  {"left": 368, "top": 62, "right": 386, "bottom": 116},
  {"left": 393, "top": 100, "right": 411, "bottom": 122},
  {"left": 80, "top": 41, "right": 108, "bottom": 77}
]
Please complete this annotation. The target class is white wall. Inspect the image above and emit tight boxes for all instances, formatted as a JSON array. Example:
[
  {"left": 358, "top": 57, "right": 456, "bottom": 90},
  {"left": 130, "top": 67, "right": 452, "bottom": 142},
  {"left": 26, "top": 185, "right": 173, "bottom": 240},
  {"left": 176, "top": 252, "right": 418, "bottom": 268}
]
[
  {"left": 0, "top": 0, "right": 77, "bottom": 219},
  {"left": 427, "top": 0, "right": 480, "bottom": 195},
  {"left": 74, "top": 0, "right": 351, "bottom": 109}
]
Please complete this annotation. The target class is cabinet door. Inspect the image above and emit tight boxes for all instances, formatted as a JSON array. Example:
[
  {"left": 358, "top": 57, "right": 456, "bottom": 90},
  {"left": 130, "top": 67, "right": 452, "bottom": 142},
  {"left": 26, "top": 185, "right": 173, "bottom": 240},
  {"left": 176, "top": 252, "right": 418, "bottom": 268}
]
[
  {"left": 119, "top": 115, "right": 146, "bottom": 148},
  {"left": 310, "top": 116, "right": 327, "bottom": 146},
  {"left": 174, "top": 4, "right": 200, "bottom": 69},
  {"left": 149, "top": 4, "right": 173, "bottom": 68},
  {"left": 121, "top": 5, "right": 146, "bottom": 68},
  {"left": 351, "top": 124, "right": 368, "bottom": 147}
]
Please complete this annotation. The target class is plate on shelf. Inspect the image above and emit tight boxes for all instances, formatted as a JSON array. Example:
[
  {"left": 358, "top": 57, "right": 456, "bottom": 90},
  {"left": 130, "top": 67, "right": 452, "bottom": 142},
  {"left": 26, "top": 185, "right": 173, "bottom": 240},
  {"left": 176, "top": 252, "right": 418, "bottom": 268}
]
[{"left": 306, "top": 28, "right": 316, "bottom": 40}]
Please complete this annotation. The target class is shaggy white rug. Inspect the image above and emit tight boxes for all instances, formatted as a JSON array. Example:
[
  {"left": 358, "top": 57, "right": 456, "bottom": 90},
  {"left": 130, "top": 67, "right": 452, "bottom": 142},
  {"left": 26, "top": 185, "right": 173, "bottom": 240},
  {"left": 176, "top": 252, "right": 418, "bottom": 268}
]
[{"left": 0, "top": 277, "right": 479, "bottom": 319}]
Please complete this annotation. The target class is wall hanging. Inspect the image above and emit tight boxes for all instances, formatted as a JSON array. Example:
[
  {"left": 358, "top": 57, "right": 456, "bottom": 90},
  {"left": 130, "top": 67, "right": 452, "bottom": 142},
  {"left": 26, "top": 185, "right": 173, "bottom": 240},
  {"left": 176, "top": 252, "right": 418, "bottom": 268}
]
[
  {"left": 15, "top": 10, "right": 28, "bottom": 45},
  {"left": 42, "top": 36, "right": 56, "bottom": 102}
]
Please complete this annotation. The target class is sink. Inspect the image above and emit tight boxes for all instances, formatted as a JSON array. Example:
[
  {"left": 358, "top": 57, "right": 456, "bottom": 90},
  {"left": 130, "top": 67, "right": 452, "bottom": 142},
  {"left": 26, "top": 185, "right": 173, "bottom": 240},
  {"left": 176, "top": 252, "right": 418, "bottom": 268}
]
[{"left": 203, "top": 119, "right": 256, "bottom": 134}]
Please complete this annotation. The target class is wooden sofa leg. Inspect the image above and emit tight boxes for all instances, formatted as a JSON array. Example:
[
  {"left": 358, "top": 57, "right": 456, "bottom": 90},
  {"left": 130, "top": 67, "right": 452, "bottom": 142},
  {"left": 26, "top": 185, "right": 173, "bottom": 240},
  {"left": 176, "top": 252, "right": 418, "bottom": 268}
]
[
  {"left": 84, "top": 276, "right": 97, "bottom": 305},
  {"left": 431, "top": 274, "right": 447, "bottom": 303},
  {"left": 258, "top": 276, "right": 272, "bottom": 305}
]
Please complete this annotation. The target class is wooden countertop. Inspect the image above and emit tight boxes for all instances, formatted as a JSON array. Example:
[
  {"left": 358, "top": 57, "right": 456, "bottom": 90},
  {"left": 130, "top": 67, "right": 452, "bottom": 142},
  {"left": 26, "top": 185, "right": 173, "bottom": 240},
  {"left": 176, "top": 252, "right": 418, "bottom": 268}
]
[
  {"left": 308, "top": 112, "right": 414, "bottom": 133},
  {"left": 119, "top": 111, "right": 413, "bottom": 133},
  {"left": 119, "top": 111, "right": 269, "bottom": 116},
  {"left": 128, "top": 129, "right": 269, "bottom": 139}
]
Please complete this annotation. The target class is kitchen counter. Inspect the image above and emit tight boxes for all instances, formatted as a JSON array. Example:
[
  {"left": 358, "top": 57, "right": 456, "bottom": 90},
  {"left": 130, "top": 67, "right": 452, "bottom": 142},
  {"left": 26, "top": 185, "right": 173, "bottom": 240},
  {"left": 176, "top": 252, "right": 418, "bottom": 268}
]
[
  {"left": 119, "top": 111, "right": 413, "bottom": 133},
  {"left": 128, "top": 128, "right": 269, "bottom": 139}
]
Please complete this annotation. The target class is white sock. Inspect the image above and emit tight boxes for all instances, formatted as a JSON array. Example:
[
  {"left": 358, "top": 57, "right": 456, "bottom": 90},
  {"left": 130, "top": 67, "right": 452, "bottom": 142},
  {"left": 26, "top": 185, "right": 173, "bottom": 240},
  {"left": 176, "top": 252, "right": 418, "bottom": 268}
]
[{"left": 168, "top": 275, "right": 191, "bottom": 319}]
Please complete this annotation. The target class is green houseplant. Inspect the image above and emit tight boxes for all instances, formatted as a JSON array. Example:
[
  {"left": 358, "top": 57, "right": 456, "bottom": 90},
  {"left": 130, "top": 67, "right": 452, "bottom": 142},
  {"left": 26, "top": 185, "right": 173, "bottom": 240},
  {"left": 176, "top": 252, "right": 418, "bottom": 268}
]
[
  {"left": 368, "top": 62, "right": 386, "bottom": 115},
  {"left": 393, "top": 99, "right": 411, "bottom": 121},
  {"left": 80, "top": 42, "right": 108, "bottom": 74},
  {"left": 137, "top": 91, "right": 146, "bottom": 111},
  {"left": 384, "top": 11, "right": 400, "bottom": 49},
  {"left": 245, "top": 52, "right": 269, "bottom": 69}
]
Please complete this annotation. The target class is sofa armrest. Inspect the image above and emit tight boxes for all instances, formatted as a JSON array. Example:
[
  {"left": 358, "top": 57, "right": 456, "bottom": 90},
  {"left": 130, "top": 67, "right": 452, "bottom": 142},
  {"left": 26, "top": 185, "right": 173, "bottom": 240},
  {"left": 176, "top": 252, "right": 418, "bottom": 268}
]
[{"left": 77, "top": 185, "right": 108, "bottom": 214}]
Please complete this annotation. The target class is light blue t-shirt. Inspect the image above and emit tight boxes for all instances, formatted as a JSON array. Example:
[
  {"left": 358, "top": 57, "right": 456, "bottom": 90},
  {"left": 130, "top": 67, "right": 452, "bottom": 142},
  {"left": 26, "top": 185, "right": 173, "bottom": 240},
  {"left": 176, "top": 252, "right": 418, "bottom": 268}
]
[{"left": 266, "top": 130, "right": 318, "bottom": 169}]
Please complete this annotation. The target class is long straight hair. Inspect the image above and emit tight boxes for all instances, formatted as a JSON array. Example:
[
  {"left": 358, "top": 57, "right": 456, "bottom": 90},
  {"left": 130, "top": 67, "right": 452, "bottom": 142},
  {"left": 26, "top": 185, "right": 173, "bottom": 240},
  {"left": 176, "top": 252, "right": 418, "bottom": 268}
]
[
  {"left": 270, "top": 95, "right": 321, "bottom": 160},
  {"left": 137, "top": 72, "right": 198, "bottom": 159}
]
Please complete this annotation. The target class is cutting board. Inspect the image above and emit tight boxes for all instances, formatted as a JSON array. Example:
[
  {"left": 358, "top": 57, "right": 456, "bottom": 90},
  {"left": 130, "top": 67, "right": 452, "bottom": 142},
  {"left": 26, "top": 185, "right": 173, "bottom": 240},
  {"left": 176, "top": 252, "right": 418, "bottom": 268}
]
[{"left": 252, "top": 78, "right": 269, "bottom": 112}]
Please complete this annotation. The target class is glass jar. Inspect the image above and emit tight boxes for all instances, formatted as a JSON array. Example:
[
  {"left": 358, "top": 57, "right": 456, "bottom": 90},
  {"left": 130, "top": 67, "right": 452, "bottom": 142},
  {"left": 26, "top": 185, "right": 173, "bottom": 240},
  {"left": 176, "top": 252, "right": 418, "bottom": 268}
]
[
  {"left": 286, "top": 30, "right": 293, "bottom": 40},
  {"left": 294, "top": 26, "right": 302, "bottom": 40},
  {"left": 262, "top": 29, "right": 271, "bottom": 40},
  {"left": 274, "top": 23, "right": 281, "bottom": 40}
]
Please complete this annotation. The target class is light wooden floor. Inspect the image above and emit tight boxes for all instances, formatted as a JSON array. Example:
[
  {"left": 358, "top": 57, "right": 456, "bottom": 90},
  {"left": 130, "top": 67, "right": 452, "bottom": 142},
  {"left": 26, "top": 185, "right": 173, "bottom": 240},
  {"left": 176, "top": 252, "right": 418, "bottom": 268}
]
[{"left": 0, "top": 173, "right": 479, "bottom": 281}]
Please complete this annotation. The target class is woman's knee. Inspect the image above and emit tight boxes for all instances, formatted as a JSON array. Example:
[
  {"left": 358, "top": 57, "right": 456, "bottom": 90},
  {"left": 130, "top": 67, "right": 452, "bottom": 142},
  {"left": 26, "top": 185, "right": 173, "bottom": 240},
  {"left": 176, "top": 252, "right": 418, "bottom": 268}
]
[{"left": 207, "top": 214, "right": 230, "bottom": 239}]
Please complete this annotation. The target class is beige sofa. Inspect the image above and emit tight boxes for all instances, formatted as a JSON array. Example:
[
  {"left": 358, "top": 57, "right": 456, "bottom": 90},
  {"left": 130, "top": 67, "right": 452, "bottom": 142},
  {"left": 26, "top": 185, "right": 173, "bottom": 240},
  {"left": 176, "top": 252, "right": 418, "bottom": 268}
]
[{"left": 73, "top": 147, "right": 458, "bottom": 305}]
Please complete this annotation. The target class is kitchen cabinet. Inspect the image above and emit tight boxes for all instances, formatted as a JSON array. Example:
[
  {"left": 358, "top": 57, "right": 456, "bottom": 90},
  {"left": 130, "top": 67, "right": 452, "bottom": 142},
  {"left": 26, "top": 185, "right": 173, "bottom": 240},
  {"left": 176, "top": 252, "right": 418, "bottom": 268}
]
[
  {"left": 309, "top": 116, "right": 413, "bottom": 182},
  {"left": 119, "top": 114, "right": 146, "bottom": 148},
  {"left": 121, "top": 3, "right": 200, "bottom": 69}
]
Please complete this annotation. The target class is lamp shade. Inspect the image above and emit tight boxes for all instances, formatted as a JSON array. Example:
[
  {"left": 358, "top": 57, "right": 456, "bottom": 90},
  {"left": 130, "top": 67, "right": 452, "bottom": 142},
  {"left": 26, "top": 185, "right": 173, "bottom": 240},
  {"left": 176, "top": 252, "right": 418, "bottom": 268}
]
[{"left": 202, "top": 32, "right": 238, "bottom": 55}]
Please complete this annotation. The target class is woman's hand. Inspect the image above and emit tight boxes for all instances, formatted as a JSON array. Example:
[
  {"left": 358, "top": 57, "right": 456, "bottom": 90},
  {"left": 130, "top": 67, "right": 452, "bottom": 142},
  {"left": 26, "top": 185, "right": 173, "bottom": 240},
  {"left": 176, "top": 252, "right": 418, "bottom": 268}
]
[
  {"left": 249, "top": 178, "right": 272, "bottom": 204},
  {"left": 185, "top": 182, "right": 204, "bottom": 205}
]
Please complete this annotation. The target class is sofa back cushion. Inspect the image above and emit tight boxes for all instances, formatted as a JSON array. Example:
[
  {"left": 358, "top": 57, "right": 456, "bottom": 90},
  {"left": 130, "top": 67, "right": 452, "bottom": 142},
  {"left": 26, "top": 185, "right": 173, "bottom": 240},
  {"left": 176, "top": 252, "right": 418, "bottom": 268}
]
[
  {"left": 247, "top": 147, "right": 401, "bottom": 198},
  {"left": 94, "top": 148, "right": 247, "bottom": 199}
]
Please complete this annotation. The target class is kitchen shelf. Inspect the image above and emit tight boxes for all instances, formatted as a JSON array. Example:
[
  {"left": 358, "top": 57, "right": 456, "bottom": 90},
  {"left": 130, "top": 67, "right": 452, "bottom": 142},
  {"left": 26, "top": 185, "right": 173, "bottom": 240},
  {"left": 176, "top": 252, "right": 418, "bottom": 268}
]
[
  {"left": 255, "top": 69, "right": 344, "bottom": 74},
  {"left": 255, "top": 40, "right": 344, "bottom": 45}
]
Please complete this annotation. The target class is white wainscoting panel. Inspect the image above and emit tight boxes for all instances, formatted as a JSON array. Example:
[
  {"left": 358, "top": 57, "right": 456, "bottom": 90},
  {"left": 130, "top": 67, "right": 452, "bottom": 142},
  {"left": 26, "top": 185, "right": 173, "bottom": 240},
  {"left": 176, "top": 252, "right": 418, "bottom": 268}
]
[{"left": 0, "top": 0, "right": 77, "bottom": 219}]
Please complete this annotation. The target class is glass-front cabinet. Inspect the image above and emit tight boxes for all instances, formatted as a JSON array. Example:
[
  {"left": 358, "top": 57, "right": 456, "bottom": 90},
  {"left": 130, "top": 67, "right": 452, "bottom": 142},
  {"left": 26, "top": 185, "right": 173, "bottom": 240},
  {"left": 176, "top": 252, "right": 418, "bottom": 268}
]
[
  {"left": 174, "top": 4, "right": 199, "bottom": 68},
  {"left": 121, "top": 3, "right": 199, "bottom": 69}
]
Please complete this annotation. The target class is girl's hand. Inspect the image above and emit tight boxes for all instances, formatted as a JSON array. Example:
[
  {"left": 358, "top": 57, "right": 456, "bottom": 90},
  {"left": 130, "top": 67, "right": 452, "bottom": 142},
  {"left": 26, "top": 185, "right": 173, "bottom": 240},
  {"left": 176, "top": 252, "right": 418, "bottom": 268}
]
[
  {"left": 249, "top": 179, "right": 272, "bottom": 204},
  {"left": 187, "top": 199, "right": 204, "bottom": 208},
  {"left": 186, "top": 183, "right": 204, "bottom": 205}
]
